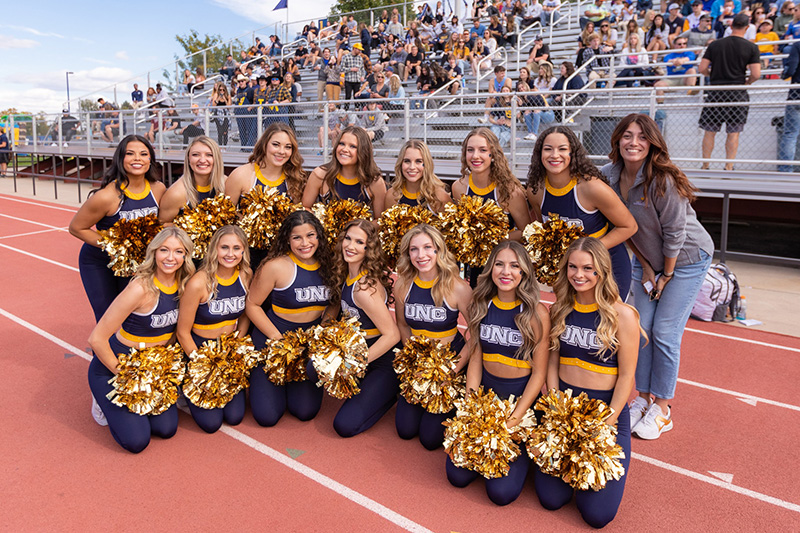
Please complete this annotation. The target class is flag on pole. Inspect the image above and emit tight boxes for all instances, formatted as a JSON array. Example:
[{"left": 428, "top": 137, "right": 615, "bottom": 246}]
[{"left": 273, "top": 0, "right": 287, "bottom": 10}]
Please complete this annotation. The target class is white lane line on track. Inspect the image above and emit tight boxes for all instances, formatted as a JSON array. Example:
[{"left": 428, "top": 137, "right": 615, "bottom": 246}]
[
  {"left": 632, "top": 452, "right": 800, "bottom": 514},
  {"left": 0, "top": 227, "right": 69, "bottom": 240},
  {"left": 677, "top": 378, "right": 800, "bottom": 412},
  {"left": 0, "top": 243, "right": 79, "bottom": 272},
  {"left": 0, "top": 306, "right": 433, "bottom": 533},
  {"left": 0, "top": 194, "right": 79, "bottom": 212},
  {"left": 0, "top": 213, "right": 66, "bottom": 230},
  {"left": 686, "top": 327, "right": 800, "bottom": 354}
]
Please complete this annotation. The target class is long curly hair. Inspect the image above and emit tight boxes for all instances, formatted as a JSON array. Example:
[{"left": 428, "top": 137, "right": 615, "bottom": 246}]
[
  {"left": 92, "top": 134, "right": 162, "bottom": 199},
  {"left": 134, "top": 227, "right": 195, "bottom": 299},
  {"left": 549, "top": 237, "right": 647, "bottom": 361},
  {"left": 459, "top": 127, "right": 521, "bottom": 208},
  {"left": 200, "top": 225, "right": 252, "bottom": 300},
  {"left": 323, "top": 126, "right": 383, "bottom": 200},
  {"left": 391, "top": 140, "right": 448, "bottom": 212},
  {"left": 609, "top": 113, "right": 698, "bottom": 202},
  {"left": 182, "top": 136, "right": 226, "bottom": 208},
  {"left": 395, "top": 224, "right": 460, "bottom": 307},
  {"left": 467, "top": 241, "right": 543, "bottom": 364},
  {"left": 249, "top": 122, "right": 307, "bottom": 202},
  {"left": 262, "top": 210, "right": 336, "bottom": 290},
  {"left": 526, "top": 125, "right": 605, "bottom": 194},
  {"left": 330, "top": 219, "right": 394, "bottom": 306}
]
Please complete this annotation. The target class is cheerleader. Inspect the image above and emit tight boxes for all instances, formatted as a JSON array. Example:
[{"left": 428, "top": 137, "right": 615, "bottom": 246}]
[
  {"left": 69, "top": 135, "right": 166, "bottom": 322},
  {"left": 302, "top": 126, "right": 387, "bottom": 217},
  {"left": 393, "top": 224, "right": 472, "bottom": 450},
  {"left": 385, "top": 140, "right": 452, "bottom": 212},
  {"left": 176, "top": 226, "right": 252, "bottom": 433},
  {"left": 245, "top": 210, "right": 336, "bottom": 426},
  {"left": 87, "top": 227, "right": 195, "bottom": 453},
  {"left": 446, "top": 241, "right": 550, "bottom": 505},
  {"left": 526, "top": 126, "right": 637, "bottom": 297},
  {"left": 534, "top": 237, "right": 643, "bottom": 528},
  {"left": 325, "top": 219, "right": 401, "bottom": 437},
  {"left": 158, "top": 136, "right": 227, "bottom": 223}
]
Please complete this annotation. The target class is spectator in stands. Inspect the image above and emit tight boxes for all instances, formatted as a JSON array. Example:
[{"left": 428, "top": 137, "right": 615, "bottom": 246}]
[
  {"left": 177, "top": 104, "right": 205, "bottom": 146},
  {"left": 599, "top": 20, "right": 619, "bottom": 49},
  {"left": 469, "top": 18, "right": 487, "bottom": 46},
  {"left": 444, "top": 54, "right": 463, "bottom": 93},
  {"left": 211, "top": 82, "right": 231, "bottom": 146},
  {"left": 678, "top": 13, "right": 715, "bottom": 47},
  {"left": 181, "top": 69, "right": 196, "bottom": 96},
  {"left": 304, "top": 43, "right": 320, "bottom": 68},
  {"left": 233, "top": 74, "right": 256, "bottom": 150},
  {"left": 131, "top": 84, "right": 143, "bottom": 110},
  {"left": 359, "top": 23, "right": 372, "bottom": 54},
  {"left": 722, "top": 8, "right": 756, "bottom": 39},
  {"left": 313, "top": 48, "right": 331, "bottom": 112},
  {"left": 698, "top": 13, "right": 761, "bottom": 170},
  {"left": 534, "top": 62, "right": 557, "bottom": 91},
  {"left": 520, "top": 81, "right": 556, "bottom": 141},
  {"left": 713, "top": 0, "right": 737, "bottom": 38},
  {"left": 447, "top": 15, "right": 463, "bottom": 34},
  {"left": 550, "top": 61, "right": 586, "bottom": 120},
  {"left": 709, "top": 0, "right": 741, "bottom": 20},
  {"left": 388, "top": 14, "right": 404, "bottom": 39},
  {"left": 389, "top": 43, "right": 408, "bottom": 79},
  {"left": 263, "top": 73, "right": 291, "bottom": 127},
  {"left": 372, "top": 24, "right": 387, "bottom": 50},
  {"left": 654, "top": 36, "right": 698, "bottom": 101},
  {"left": 645, "top": 13, "right": 670, "bottom": 60},
  {"left": 483, "top": 29, "right": 498, "bottom": 59},
  {"left": 268, "top": 35, "right": 282, "bottom": 57},
  {"left": 195, "top": 68, "right": 206, "bottom": 92},
  {"left": 356, "top": 98, "right": 389, "bottom": 141},
  {"left": 294, "top": 43, "right": 309, "bottom": 66},
  {"left": 750, "top": 4, "right": 767, "bottom": 27},
  {"left": 347, "top": 15, "right": 358, "bottom": 33},
  {"left": 146, "top": 87, "right": 157, "bottom": 106},
  {"left": 542, "top": 0, "right": 562, "bottom": 26},
  {"left": 324, "top": 54, "right": 342, "bottom": 106},
  {"left": 469, "top": 37, "right": 491, "bottom": 78},
  {"left": 156, "top": 107, "right": 180, "bottom": 146},
  {"left": 578, "top": 33, "right": 611, "bottom": 83},
  {"left": 614, "top": 33, "right": 650, "bottom": 87},
  {"left": 318, "top": 102, "right": 352, "bottom": 151},
  {"left": 221, "top": 54, "right": 236, "bottom": 80},
  {"left": 610, "top": 0, "right": 633, "bottom": 24},
  {"left": 488, "top": 15, "right": 506, "bottom": 47},
  {"left": 755, "top": 20, "right": 779, "bottom": 70},
  {"left": 404, "top": 44, "right": 425, "bottom": 81},
  {"left": 581, "top": 0, "right": 612, "bottom": 29},
  {"left": 526, "top": 36, "right": 551, "bottom": 74},
  {"left": 385, "top": 74, "right": 406, "bottom": 111},
  {"left": 683, "top": 0, "right": 705, "bottom": 30},
  {"left": 625, "top": 19, "right": 646, "bottom": 45},
  {"left": 782, "top": 3, "right": 800, "bottom": 42},
  {"left": 487, "top": 86, "right": 516, "bottom": 145},
  {"left": 368, "top": 67, "right": 390, "bottom": 99},
  {"left": 479, "top": 65, "right": 513, "bottom": 122},
  {"left": 521, "top": 0, "right": 543, "bottom": 27},
  {"left": 778, "top": 40, "right": 800, "bottom": 172},
  {"left": 666, "top": 3, "right": 686, "bottom": 45},
  {"left": 775, "top": 2, "right": 795, "bottom": 36},
  {"left": 54, "top": 109, "right": 79, "bottom": 144},
  {"left": 342, "top": 44, "right": 367, "bottom": 108},
  {"left": 285, "top": 57, "right": 301, "bottom": 82}
]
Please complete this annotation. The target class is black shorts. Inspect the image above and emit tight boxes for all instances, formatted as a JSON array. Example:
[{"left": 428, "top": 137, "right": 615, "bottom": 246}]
[
  {"left": 699, "top": 89, "right": 749, "bottom": 133},
  {"left": 0, "top": 152, "right": 9, "bottom": 164}
]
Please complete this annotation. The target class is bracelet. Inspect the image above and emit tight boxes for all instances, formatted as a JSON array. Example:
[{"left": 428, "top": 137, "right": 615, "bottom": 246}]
[{"left": 662, "top": 271, "right": 674, "bottom": 278}]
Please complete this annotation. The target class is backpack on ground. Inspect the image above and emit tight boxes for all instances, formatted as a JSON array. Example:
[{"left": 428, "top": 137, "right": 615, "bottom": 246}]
[{"left": 691, "top": 263, "right": 740, "bottom": 322}]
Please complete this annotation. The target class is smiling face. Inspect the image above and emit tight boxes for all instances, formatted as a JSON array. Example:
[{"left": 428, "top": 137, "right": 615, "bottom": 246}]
[
  {"left": 618, "top": 120, "right": 651, "bottom": 166},
  {"left": 290, "top": 223, "right": 319, "bottom": 262},
  {"left": 188, "top": 141, "right": 213, "bottom": 177},
  {"left": 336, "top": 132, "right": 359, "bottom": 167},
  {"left": 266, "top": 131, "right": 293, "bottom": 168},
  {"left": 342, "top": 225, "right": 368, "bottom": 265},
  {"left": 492, "top": 248, "right": 523, "bottom": 294},
  {"left": 155, "top": 236, "right": 187, "bottom": 276},
  {"left": 216, "top": 233, "right": 245, "bottom": 270},
  {"left": 408, "top": 232, "right": 438, "bottom": 276},
  {"left": 123, "top": 141, "right": 151, "bottom": 178},
  {"left": 465, "top": 134, "right": 491, "bottom": 175},
  {"left": 401, "top": 147, "right": 424, "bottom": 183},
  {"left": 541, "top": 132, "right": 572, "bottom": 179},
  {"left": 566, "top": 249, "right": 598, "bottom": 298}
]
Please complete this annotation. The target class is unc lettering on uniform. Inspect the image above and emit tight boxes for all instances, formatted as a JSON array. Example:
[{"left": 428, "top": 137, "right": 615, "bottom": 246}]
[
  {"left": 542, "top": 213, "right": 585, "bottom": 230},
  {"left": 119, "top": 206, "right": 158, "bottom": 220},
  {"left": 208, "top": 296, "right": 246, "bottom": 316},
  {"left": 150, "top": 309, "right": 179, "bottom": 329},
  {"left": 341, "top": 300, "right": 361, "bottom": 320},
  {"left": 560, "top": 325, "right": 602, "bottom": 350},
  {"left": 405, "top": 303, "right": 447, "bottom": 322},
  {"left": 295, "top": 286, "right": 330, "bottom": 303},
  {"left": 480, "top": 324, "right": 523, "bottom": 347}
]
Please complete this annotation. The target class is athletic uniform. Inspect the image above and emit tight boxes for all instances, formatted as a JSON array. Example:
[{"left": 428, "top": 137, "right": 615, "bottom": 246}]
[
  {"left": 540, "top": 178, "right": 632, "bottom": 297},
  {"left": 464, "top": 175, "right": 515, "bottom": 287},
  {"left": 87, "top": 277, "right": 180, "bottom": 453},
  {"left": 395, "top": 277, "right": 465, "bottom": 449},
  {"left": 533, "top": 301, "right": 631, "bottom": 529},
  {"left": 196, "top": 183, "right": 216, "bottom": 204},
  {"left": 186, "top": 270, "right": 248, "bottom": 433},
  {"left": 248, "top": 167, "right": 289, "bottom": 270},
  {"left": 321, "top": 174, "right": 372, "bottom": 205},
  {"left": 250, "top": 254, "right": 330, "bottom": 426},
  {"left": 397, "top": 186, "right": 421, "bottom": 207},
  {"left": 79, "top": 181, "right": 160, "bottom": 322},
  {"left": 446, "top": 297, "right": 532, "bottom": 506}
]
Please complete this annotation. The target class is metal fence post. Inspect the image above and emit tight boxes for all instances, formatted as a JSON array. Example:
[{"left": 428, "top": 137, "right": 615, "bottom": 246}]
[
  {"left": 87, "top": 111, "right": 93, "bottom": 156},
  {"left": 157, "top": 109, "right": 164, "bottom": 159},
  {"left": 203, "top": 50, "right": 208, "bottom": 79},
  {"left": 511, "top": 97, "right": 517, "bottom": 174},
  {"left": 204, "top": 108, "right": 211, "bottom": 138},
  {"left": 404, "top": 98, "right": 411, "bottom": 141},
  {"left": 58, "top": 116, "right": 63, "bottom": 155},
  {"left": 323, "top": 104, "right": 330, "bottom": 160},
  {"left": 257, "top": 106, "right": 263, "bottom": 139},
  {"left": 32, "top": 114, "right": 38, "bottom": 153}
]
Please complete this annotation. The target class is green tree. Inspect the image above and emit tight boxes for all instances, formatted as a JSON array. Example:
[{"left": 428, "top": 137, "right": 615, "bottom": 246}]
[
  {"left": 328, "top": 0, "right": 414, "bottom": 25},
  {"left": 78, "top": 99, "right": 99, "bottom": 112},
  {"left": 166, "top": 30, "right": 246, "bottom": 88}
]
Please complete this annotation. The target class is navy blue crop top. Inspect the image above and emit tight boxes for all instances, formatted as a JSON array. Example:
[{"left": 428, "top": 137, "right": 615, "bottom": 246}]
[
  {"left": 403, "top": 277, "right": 459, "bottom": 339},
  {"left": 559, "top": 301, "right": 618, "bottom": 375},
  {"left": 96, "top": 181, "right": 160, "bottom": 231},
  {"left": 341, "top": 271, "right": 385, "bottom": 336},
  {"left": 119, "top": 277, "right": 179, "bottom": 343},
  {"left": 193, "top": 270, "right": 247, "bottom": 330},
  {"left": 271, "top": 254, "right": 330, "bottom": 316},
  {"left": 541, "top": 178, "right": 608, "bottom": 238},
  {"left": 253, "top": 166, "right": 289, "bottom": 196},
  {"left": 480, "top": 297, "right": 529, "bottom": 369}
]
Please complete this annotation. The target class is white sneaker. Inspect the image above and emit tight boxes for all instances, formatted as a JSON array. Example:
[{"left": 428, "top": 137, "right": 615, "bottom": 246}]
[
  {"left": 629, "top": 396, "right": 650, "bottom": 430},
  {"left": 633, "top": 403, "right": 673, "bottom": 440},
  {"left": 50, "top": 143, "right": 58, "bottom": 147},
  {"left": 477, "top": 116, "right": 488, "bottom": 124},
  {"left": 524, "top": 133, "right": 537, "bottom": 141},
  {"left": 91, "top": 395, "right": 108, "bottom": 426}
]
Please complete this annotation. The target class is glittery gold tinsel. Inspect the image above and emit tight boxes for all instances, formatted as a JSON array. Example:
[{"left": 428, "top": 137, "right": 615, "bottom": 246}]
[
  {"left": 378, "top": 204, "right": 437, "bottom": 268},
  {"left": 312, "top": 199, "right": 372, "bottom": 247},
  {"left": 522, "top": 213, "right": 585, "bottom": 286},
  {"left": 262, "top": 328, "right": 310, "bottom": 385},
  {"left": 173, "top": 194, "right": 237, "bottom": 259},
  {"left": 182, "top": 332, "right": 259, "bottom": 409},
  {"left": 237, "top": 188, "right": 303, "bottom": 249},
  {"left": 393, "top": 336, "right": 465, "bottom": 414},
  {"left": 106, "top": 343, "right": 185, "bottom": 415},
  {"left": 443, "top": 387, "right": 537, "bottom": 479},
  {"left": 437, "top": 196, "right": 509, "bottom": 267},
  {"left": 529, "top": 388, "right": 625, "bottom": 491},
  {"left": 97, "top": 214, "right": 163, "bottom": 277},
  {"left": 308, "top": 316, "right": 369, "bottom": 399}
]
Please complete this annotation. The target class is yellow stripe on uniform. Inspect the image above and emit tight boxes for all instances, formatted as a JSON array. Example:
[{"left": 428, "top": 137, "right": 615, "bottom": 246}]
[
  {"left": 411, "top": 327, "right": 458, "bottom": 339},
  {"left": 119, "top": 328, "right": 173, "bottom": 344},
  {"left": 192, "top": 319, "right": 238, "bottom": 330},
  {"left": 272, "top": 304, "right": 327, "bottom": 315},
  {"left": 482, "top": 352, "right": 531, "bottom": 369},
  {"left": 559, "top": 356, "right": 618, "bottom": 375}
]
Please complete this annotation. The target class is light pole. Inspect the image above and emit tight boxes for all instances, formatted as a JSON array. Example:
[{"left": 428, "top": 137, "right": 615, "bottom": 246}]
[{"left": 66, "top": 71, "right": 74, "bottom": 111}]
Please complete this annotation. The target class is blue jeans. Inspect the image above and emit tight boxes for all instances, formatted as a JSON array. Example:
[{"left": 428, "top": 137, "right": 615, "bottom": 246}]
[
  {"left": 631, "top": 251, "right": 712, "bottom": 400},
  {"left": 524, "top": 109, "right": 555, "bottom": 135},
  {"left": 778, "top": 101, "right": 800, "bottom": 172},
  {"left": 490, "top": 124, "right": 511, "bottom": 146}
]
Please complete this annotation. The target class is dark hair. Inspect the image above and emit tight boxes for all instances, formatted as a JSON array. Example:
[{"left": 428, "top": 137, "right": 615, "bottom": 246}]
[
  {"left": 91, "top": 135, "right": 161, "bottom": 198},
  {"left": 560, "top": 61, "right": 575, "bottom": 77},
  {"left": 732, "top": 13, "right": 750, "bottom": 29},
  {"left": 527, "top": 126, "right": 604, "bottom": 193},
  {"left": 249, "top": 123, "right": 307, "bottom": 202},
  {"left": 330, "top": 219, "right": 394, "bottom": 306},
  {"left": 264, "top": 210, "right": 335, "bottom": 289}
]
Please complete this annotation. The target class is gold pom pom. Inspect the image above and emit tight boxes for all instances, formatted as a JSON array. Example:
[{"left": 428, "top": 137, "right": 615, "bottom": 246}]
[
  {"left": 379, "top": 205, "right": 437, "bottom": 268},
  {"left": 522, "top": 213, "right": 585, "bottom": 286},
  {"left": 237, "top": 188, "right": 303, "bottom": 250},
  {"left": 529, "top": 388, "right": 626, "bottom": 491},
  {"left": 182, "top": 332, "right": 260, "bottom": 409},
  {"left": 312, "top": 199, "right": 371, "bottom": 248},
  {"left": 173, "top": 194, "right": 237, "bottom": 259},
  {"left": 393, "top": 335, "right": 465, "bottom": 414},
  {"left": 262, "top": 328, "right": 311, "bottom": 385},
  {"left": 97, "top": 214, "right": 164, "bottom": 277},
  {"left": 438, "top": 196, "right": 509, "bottom": 267},
  {"left": 308, "top": 316, "right": 369, "bottom": 399},
  {"left": 443, "top": 387, "right": 537, "bottom": 479},
  {"left": 106, "top": 343, "right": 185, "bottom": 415}
]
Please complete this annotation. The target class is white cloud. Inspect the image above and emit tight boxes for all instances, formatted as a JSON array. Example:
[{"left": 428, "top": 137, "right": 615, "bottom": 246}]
[
  {"left": 0, "top": 34, "right": 39, "bottom": 49},
  {"left": 0, "top": 86, "right": 70, "bottom": 115},
  {"left": 115, "top": 50, "right": 129, "bottom": 61},
  {"left": 83, "top": 57, "right": 113, "bottom": 65},
  {"left": 6, "top": 67, "right": 134, "bottom": 96},
  {"left": 2, "top": 25, "right": 65, "bottom": 38}
]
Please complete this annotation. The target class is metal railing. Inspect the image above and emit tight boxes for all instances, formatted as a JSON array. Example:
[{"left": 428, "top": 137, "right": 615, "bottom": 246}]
[{"left": 475, "top": 46, "right": 509, "bottom": 93}]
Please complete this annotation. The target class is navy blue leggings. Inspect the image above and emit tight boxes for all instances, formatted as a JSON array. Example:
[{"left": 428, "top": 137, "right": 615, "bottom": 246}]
[
  {"left": 249, "top": 310, "right": 323, "bottom": 427},
  {"left": 609, "top": 243, "right": 632, "bottom": 301},
  {"left": 185, "top": 331, "right": 246, "bottom": 433},
  {"left": 79, "top": 243, "right": 129, "bottom": 322},
  {"left": 445, "top": 368, "right": 532, "bottom": 506},
  {"left": 533, "top": 380, "right": 631, "bottom": 529},
  {"left": 87, "top": 335, "right": 178, "bottom": 453},
  {"left": 395, "top": 333, "right": 466, "bottom": 450}
]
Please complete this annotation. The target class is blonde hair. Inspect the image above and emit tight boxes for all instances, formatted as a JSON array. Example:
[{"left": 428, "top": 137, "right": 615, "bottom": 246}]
[
  {"left": 391, "top": 140, "right": 448, "bottom": 212},
  {"left": 200, "top": 225, "right": 252, "bottom": 299},
  {"left": 181, "top": 136, "right": 225, "bottom": 208},
  {"left": 536, "top": 62, "right": 554, "bottom": 85},
  {"left": 134, "top": 227, "right": 196, "bottom": 298},
  {"left": 396, "top": 224, "right": 460, "bottom": 307},
  {"left": 389, "top": 74, "right": 402, "bottom": 92}
]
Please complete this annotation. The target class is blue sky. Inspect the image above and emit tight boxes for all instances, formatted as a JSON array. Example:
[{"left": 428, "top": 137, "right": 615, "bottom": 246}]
[{"left": 0, "top": 0, "right": 332, "bottom": 115}]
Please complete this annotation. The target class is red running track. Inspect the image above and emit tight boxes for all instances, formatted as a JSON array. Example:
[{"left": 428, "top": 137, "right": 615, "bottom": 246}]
[{"left": 1, "top": 193, "right": 799, "bottom": 531}]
